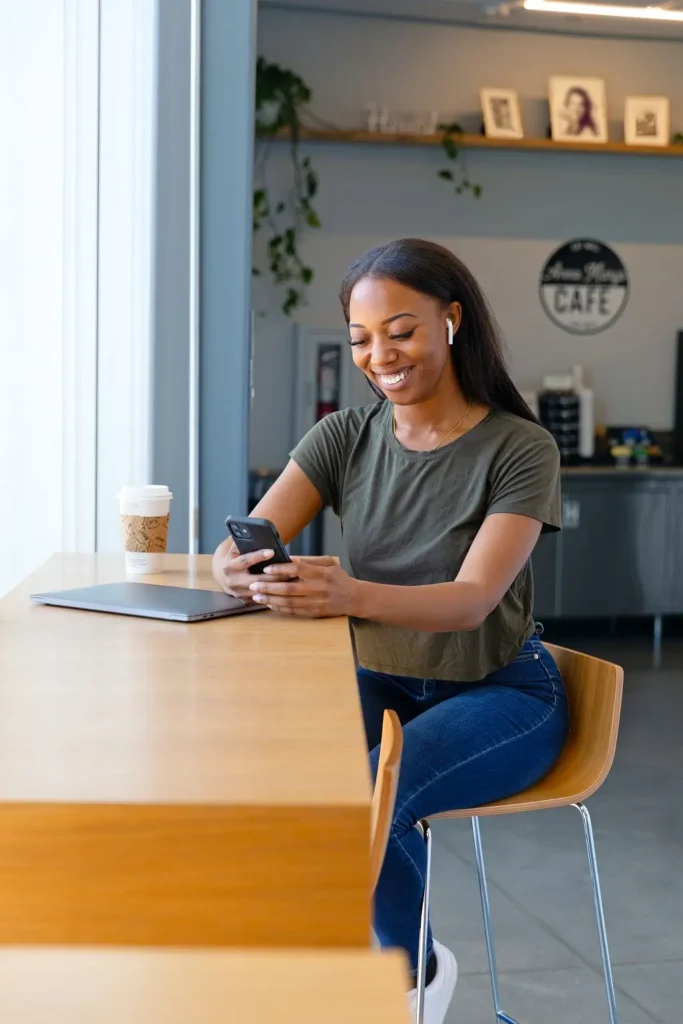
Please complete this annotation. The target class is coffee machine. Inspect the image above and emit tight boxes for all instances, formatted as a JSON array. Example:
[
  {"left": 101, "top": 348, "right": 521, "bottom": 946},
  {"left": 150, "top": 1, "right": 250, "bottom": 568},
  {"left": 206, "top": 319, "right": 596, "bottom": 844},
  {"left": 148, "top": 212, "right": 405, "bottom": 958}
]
[{"left": 524, "top": 366, "right": 595, "bottom": 460}]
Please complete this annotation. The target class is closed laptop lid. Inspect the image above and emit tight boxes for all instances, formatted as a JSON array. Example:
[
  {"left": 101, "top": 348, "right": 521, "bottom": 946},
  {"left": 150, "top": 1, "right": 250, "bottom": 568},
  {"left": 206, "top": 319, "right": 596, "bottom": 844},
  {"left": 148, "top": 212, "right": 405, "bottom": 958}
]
[{"left": 30, "top": 582, "right": 262, "bottom": 621}]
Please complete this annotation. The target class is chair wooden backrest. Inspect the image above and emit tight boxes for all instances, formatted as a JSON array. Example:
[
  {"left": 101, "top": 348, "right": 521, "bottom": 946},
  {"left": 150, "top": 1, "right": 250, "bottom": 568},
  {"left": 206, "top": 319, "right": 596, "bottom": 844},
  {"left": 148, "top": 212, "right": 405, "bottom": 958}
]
[
  {"left": 541, "top": 643, "right": 624, "bottom": 806},
  {"left": 370, "top": 710, "right": 403, "bottom": 893},
  {"left": 436, "top": 643, "right": 624, "bottom": 820}
]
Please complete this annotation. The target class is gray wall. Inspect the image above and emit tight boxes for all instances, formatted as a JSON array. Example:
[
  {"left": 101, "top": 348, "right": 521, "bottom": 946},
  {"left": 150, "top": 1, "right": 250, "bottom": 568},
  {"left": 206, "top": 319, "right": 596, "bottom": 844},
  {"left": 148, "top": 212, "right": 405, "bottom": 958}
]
[
  {"left": 199, "top": 0, "right": 257, "bottom": 552},
  {"left": 251, "top": 6, "right": 683, "bottom": 471},
  {"left": 152, "top": 0, "right": 257, "bottom": 554},
  {"left": 152, "top": 0, "right": 191, "bottom": 553}
]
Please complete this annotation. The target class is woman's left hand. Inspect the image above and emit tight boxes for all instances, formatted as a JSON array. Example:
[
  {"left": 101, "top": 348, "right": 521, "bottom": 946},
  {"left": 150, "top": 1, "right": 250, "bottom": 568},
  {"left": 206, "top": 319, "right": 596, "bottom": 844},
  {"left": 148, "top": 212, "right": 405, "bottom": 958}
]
[{"left": 248, "top": 557, "right": 360, "bottom": 618}]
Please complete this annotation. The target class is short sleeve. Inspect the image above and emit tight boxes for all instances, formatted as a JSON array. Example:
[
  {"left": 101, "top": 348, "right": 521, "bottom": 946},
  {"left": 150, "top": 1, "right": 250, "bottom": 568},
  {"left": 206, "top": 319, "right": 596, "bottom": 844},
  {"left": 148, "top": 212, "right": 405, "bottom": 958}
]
[
  {"left": 486, "top": 435, "right": 561, "bottom": 533},
  {"left": 290, "top": 411, "right": 348, "bottom": 514}
]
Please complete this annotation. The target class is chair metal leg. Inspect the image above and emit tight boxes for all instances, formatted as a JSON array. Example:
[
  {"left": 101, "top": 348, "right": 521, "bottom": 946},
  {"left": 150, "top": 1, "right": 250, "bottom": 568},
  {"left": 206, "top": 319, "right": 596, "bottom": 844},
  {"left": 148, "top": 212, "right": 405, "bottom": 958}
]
[
  {"left": 417, "top": 809, "right": 617, "bottom": 1024},
  {"left": 471, "top": 817, "right": 521, "bottom": 1024},
  {"left": 653, "top": 614, "right": 663, "bottom": 670},
  {"left": 415, "top": 819, "right": 433, "bottom": 1024},
  {"left": 573, "top": 803, "right": 620, "bottom": 1024}
]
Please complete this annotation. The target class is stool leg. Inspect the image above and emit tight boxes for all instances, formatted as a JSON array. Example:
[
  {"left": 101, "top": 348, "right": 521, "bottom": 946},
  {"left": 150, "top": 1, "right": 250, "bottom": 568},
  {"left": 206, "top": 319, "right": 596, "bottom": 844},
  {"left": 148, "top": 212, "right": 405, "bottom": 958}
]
[
  {"left": 573, "top": 803, "right": 620, "bottom": 1024},
  {"left": 653, "top": 614, "right": 663, "bottom": 670},
  {"left": 415, "top": 820, "right": 433, "bottom": 1024},
  {"left": 471, "top": 817, "right": 520, "bottom": 1024}
]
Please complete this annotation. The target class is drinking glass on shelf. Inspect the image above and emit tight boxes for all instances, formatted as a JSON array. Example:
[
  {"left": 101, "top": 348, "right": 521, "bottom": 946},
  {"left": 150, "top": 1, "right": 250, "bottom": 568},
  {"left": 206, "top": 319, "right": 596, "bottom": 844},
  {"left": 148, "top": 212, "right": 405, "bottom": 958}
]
[
  {"left": 364, "top": 102, "right": 380, "bottom": 133},
  {"left": 397, "top": 111, "right": 422, "bottom": 134},
  {"left": 378, "top": 106, "right": 396, "bottom": 133}
]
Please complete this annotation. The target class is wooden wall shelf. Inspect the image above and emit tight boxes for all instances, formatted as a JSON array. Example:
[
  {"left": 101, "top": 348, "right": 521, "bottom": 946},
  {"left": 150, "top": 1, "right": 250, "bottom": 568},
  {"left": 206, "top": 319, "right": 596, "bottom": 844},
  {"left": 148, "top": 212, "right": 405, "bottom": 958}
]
[{"left": 274, "top": 127, "right": 683, "bottom": 158}]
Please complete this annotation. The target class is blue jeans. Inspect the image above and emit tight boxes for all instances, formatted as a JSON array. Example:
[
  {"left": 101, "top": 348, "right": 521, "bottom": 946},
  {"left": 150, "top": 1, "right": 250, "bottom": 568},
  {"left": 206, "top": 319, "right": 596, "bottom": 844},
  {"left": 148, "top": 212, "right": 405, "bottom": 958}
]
[{"left": 360, "top": 633, "right": 570, "bottom": 973}]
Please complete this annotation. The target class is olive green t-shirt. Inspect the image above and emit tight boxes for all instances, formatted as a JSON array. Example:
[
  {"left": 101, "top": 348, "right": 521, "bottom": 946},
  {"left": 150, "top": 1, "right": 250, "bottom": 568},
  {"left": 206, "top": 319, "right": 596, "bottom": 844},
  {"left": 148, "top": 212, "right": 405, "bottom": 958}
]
[{"left": 291, "top": 402, "right": 561, "bottom": 682}]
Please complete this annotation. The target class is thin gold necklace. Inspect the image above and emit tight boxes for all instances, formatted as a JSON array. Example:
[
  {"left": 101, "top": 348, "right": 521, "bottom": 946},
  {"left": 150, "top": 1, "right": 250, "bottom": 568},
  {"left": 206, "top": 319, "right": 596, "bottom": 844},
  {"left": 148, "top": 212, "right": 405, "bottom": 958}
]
[{"left": 393, "top": 402, "right": 472, "bottom": 451}]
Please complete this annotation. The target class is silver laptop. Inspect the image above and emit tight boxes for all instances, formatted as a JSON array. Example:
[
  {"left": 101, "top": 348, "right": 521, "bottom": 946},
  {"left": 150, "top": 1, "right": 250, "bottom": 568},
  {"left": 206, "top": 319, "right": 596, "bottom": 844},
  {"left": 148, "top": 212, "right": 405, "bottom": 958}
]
[{"left": 30, "top": 582, "right": 267, "bottom": 623}]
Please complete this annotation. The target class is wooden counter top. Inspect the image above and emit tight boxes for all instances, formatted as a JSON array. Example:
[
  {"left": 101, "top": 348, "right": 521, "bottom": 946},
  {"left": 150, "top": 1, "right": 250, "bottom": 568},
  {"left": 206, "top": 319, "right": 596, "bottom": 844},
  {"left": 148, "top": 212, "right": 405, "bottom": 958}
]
[
  {"left": 1, "top": 554, "right": 368, "bottom": 807},
  {"left": 0, "top": 948, "right": 411, "bottom": 1023},
  {"left": 0, "top": 555, "right": 371, "bottom": 947}
]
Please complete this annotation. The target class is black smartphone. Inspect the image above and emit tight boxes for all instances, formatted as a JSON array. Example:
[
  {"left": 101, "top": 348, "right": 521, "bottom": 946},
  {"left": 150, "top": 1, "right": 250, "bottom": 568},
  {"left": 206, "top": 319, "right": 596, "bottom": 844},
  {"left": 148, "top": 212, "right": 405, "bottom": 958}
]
[{"left": 225, "top": 516, "right": 293, "bottom": 575}]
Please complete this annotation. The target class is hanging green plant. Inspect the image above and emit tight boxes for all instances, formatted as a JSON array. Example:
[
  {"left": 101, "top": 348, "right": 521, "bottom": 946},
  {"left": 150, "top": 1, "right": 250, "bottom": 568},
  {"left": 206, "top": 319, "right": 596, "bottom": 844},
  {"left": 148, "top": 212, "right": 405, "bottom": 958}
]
[
  {"left": 437, "top": 122, "right": 482, "bottom": 199},
  {"left": 253, "top": 57, "right": 321, "bottom": 316}
]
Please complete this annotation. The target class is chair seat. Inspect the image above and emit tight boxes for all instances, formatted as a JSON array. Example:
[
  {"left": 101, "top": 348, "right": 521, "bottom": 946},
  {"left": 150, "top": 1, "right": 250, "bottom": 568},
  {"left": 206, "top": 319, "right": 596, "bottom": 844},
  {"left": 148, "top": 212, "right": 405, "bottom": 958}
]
[
  {"left": 431, "top": 751, "right": 602, "bottom": 820},
  {"left": 432, "top": 643, "right": 623, "bottom": 821}
]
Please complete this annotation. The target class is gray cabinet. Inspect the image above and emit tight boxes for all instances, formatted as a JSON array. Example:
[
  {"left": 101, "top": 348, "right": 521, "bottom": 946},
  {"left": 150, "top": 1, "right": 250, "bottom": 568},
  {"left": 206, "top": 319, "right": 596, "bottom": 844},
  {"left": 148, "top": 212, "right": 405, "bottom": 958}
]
[
  {"left": 531, "top": 473, "right": 683, "bottom": 620},
  {"left": 531, "top": 533, "right": 560, "bottom": 619},
  {"left": 560, "top": 480, "right": 671, "bottom": 617},
  {"left": 668, "top": 483, "right": 683, "bottom": 611}
]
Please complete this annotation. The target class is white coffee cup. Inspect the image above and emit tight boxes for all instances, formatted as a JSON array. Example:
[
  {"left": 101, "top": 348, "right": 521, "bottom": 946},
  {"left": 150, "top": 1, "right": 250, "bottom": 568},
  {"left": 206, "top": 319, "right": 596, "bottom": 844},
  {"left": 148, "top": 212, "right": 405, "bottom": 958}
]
[{"left": 117, "top": 485, "right": 173, "bottom": 574}]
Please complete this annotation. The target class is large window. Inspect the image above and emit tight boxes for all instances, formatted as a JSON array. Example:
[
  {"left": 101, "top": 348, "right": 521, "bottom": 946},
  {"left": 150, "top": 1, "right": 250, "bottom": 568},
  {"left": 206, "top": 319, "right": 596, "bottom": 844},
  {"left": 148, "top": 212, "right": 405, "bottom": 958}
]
[
  {"left": 0, "top": 0, "right": 72, "bottom": 596},
  {"left": 0, "top": 0, "right": 158, "bottom": 596}
]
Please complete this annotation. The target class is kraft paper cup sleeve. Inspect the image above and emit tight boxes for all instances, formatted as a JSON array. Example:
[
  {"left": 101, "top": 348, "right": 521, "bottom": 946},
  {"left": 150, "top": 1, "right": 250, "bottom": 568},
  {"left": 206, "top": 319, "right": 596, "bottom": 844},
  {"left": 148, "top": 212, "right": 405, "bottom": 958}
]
[{"left": 120, "top": 514, "right": 170, "bottom": 554}]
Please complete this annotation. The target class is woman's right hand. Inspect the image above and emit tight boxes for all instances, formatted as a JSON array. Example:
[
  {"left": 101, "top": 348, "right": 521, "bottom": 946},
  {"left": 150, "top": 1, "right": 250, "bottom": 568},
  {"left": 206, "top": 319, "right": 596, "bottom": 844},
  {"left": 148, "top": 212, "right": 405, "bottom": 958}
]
[{"left": 212, "top": 538, "right": 275, "bottom": 602}]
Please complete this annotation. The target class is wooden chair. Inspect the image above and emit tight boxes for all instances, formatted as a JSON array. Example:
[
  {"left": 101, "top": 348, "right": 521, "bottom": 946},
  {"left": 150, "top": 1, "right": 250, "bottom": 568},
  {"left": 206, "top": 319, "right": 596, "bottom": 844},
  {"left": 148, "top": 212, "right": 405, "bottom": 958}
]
[
  {"left": 371, "top": 710, "right": 403, "bottom": 893},
  {"left": 414, "top": 644, "right": 624, "bottom": 1024}
]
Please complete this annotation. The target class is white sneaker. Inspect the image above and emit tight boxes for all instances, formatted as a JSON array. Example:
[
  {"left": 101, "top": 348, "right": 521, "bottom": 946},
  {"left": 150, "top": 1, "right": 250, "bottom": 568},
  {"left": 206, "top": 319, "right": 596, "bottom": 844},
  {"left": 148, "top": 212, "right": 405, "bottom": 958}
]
[{"left": 408, "top": 939, "right": 458, "bottom": 1023}]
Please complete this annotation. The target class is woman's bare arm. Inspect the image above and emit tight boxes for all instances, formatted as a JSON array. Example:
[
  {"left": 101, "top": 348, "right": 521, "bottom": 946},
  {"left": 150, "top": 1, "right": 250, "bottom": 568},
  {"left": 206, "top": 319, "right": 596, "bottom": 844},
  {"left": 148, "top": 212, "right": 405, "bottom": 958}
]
[
  {"left": 215, "top": 459, "right": 322, "bottom": 561},
  {"left": 352, "top": 513, "right": 543, "bottom": 632},
  {"left": 247, "top": 460, "right": 323, "bottom": 543},
  {"left": 212, "top": 459, "right": 324, "bottom": 596}
]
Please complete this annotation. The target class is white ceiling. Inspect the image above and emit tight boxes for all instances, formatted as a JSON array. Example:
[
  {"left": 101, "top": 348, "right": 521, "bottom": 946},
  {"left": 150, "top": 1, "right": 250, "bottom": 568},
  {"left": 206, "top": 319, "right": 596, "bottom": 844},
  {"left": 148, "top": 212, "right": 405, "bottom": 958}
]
[{"left": 261, "top": 0, "right": 683, "bottom": 40}]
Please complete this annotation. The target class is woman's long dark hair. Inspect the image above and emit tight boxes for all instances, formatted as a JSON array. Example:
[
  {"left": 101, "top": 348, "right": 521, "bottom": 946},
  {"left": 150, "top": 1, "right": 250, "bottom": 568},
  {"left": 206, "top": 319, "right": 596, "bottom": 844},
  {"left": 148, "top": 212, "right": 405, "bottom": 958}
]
[{"left": 339, "top": 238, "right": 538, "bottom": 424}]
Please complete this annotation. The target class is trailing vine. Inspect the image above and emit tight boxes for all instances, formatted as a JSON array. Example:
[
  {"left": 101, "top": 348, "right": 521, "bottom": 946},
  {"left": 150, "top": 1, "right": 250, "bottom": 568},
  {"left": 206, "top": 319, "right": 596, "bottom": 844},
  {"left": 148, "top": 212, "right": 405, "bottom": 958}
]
[
  {"left": 253, "top": 58, "right": 320, "bottom": 316},
  {"left": 437, "top": 122, "right": 482, "bottom": 199},
  {"left": 253, "top": 61, "right": 483, "bottom": 313}
]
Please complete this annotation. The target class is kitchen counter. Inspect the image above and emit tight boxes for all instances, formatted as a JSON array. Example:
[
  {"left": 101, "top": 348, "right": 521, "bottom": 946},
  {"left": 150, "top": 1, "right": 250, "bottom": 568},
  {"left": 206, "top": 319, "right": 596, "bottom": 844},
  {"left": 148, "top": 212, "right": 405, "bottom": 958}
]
[
  {"left": 534, "top": 470, "right": 683, "bottom": 640},
  {"left": 561, "top": 465, "right": 683, "bottom": 476}
]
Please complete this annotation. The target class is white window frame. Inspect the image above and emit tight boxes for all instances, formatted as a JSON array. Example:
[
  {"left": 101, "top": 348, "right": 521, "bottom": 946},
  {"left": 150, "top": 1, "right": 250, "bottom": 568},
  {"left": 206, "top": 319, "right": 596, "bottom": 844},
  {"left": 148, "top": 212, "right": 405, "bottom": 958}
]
[
  {"left": 62, "top": 0, "right": 158, "bottom": 554},
  {"left": 95, "top": 0, "right": 158, "bottom": 551},
  {"left": 62, "top": 0, "right": 99, "bottom": 552}
]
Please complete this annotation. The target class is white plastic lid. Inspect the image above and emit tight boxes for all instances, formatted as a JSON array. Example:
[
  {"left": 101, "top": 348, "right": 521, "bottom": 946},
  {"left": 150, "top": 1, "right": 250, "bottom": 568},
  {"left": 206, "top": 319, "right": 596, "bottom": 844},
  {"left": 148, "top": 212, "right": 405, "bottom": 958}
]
[
  {"left": 542, "top": 374, "right": 574, "bottom": 392},
  {"left": 117, "top": 485, "right": 173, "bottom": 502}
]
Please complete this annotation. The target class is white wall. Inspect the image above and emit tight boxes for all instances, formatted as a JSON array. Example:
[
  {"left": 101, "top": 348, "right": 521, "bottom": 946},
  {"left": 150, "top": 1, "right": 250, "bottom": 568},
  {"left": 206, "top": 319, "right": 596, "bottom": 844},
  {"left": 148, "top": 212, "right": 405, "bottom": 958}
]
[
  {"left": 0, "top": 0, "right": 67, "bottom": 596},
  {"left": 251, "top": 7, "right": 683, "bottom": 471}
]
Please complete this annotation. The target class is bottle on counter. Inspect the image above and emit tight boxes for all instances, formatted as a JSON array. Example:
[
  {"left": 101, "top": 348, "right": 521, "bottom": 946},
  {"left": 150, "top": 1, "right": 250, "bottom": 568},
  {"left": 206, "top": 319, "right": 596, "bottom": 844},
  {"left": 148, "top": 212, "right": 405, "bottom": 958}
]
[
  {"left": 538, "top": 373, "right": 580, "bottom": 460},
  {"left": 537, "top": 368, "right": 595, "bottom": 461},
  {"left": 610, "top": 445, "right": 632, "bottom": 469},
  {"left": 573, "top": 365, "right": 595, "bottom": 460}
]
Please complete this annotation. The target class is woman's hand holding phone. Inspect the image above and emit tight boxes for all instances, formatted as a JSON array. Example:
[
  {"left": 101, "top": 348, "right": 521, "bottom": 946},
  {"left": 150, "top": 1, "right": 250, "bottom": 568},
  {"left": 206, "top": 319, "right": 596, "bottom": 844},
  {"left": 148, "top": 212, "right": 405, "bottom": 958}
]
[
  {"left": 248, "top": 556, "right": 361, "bottom": 619},
  {"left": 212, "top": 540, "right": 298, "bottom": 602},
  {"left": 213, "top": 514, "right": 361, "bottom": 617}
]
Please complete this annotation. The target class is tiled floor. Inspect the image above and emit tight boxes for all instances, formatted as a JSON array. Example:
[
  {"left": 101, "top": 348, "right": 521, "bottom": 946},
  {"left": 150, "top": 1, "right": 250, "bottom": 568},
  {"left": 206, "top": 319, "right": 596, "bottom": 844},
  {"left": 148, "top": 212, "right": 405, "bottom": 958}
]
[{"left": 428, "top": 635, "right": 683, "bottom": 1024}]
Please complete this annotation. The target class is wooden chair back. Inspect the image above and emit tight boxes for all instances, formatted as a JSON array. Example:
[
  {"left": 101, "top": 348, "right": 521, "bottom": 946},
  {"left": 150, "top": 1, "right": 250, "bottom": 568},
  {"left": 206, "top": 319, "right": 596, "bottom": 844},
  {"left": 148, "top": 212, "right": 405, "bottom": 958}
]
[
  {"left": 370, "top": 710, "right": 403, "bottom": 893},
  {"left": 541, "top": 642, "right": 624, "bottom": 805},
  {"left": 435, "top": 643, "right": 624, "bottom": 819}
]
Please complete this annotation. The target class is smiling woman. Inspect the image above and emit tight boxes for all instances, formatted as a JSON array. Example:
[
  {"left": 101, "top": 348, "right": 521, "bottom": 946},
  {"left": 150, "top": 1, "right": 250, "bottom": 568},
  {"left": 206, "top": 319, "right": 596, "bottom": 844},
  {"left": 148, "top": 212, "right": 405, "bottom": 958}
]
[{"left": 212, "top": 237, "right": 569, "bottom": 1024}]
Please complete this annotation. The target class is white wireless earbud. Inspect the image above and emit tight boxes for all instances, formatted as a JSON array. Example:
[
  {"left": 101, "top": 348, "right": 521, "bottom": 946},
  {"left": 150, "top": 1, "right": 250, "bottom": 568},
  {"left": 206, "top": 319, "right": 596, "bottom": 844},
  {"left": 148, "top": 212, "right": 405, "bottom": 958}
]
[{"left": 446, "top": 317, "right": 454, "bottom": 346}]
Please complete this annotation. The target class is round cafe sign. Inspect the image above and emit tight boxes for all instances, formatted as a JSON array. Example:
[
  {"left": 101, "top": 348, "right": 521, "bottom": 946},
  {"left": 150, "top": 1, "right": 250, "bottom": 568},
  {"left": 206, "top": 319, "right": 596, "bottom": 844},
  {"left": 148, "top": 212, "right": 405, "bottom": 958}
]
[{"left": 539, "top": 239, "right": 629, "bottom": 335}]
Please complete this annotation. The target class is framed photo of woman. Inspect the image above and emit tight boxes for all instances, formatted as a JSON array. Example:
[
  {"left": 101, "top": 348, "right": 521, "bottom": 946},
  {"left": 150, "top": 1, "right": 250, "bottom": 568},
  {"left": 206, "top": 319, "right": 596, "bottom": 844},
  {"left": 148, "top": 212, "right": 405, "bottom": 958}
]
[{"left": 549, "top": 77, "right": 608, "bottom": 143}]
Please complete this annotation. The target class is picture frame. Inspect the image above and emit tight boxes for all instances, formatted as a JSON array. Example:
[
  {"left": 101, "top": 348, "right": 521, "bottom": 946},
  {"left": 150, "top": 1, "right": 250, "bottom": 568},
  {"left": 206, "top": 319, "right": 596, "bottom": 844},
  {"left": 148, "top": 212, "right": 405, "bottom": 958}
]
[
  {"left": 624, "top": 96, "right": 670, "bottom": 147},
  {"left": 549, "top": 77, "right": 608, "bottom": 144},
  {"left": 480, "top": 88, "right": 523, "bottom": 140}
]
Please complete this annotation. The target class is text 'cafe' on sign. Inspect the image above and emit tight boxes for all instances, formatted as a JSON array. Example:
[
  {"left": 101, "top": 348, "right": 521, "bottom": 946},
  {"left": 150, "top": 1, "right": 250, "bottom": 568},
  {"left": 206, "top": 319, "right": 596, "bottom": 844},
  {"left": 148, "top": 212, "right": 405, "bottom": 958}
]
[{"left": 539, "top": 239, "right": 629, "bottom": 336}]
